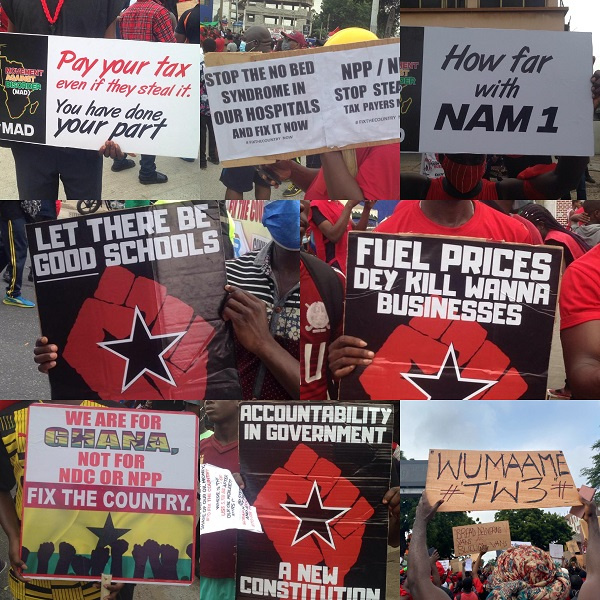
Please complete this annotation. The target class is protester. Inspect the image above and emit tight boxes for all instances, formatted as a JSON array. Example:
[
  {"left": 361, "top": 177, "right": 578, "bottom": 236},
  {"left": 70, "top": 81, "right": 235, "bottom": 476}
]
[
  {"left": 573, "top": 200, "right": 600, "bottom": 247},
  {"left": 309, "top": 200, "right": 374, "bottom": 272},
  {"left": 111, "top": 0, "right": 176, "bottom": 185},
  {"left": 520, "top": 203, "right": 590, "bottom": 266},
  {"left": 198, "top": 400, "right": 240, "bottom": 600},
  {"left": 0, "top": 202, "right": 35, "bottom": 307},
  {"left": 559, "top": 241, "right": 600, "bottom": 399},
  {"left": 0, "top": 0, "right": 127, "bottom": 199},
  {"left": 0, "top": 401, "right": 133, "bottom": 600},
  {"left": 199, "top": 38, "right": 219, "bottom": 170},
  {"left": 567, "top": 200, "right": 585, "bottom": 231}
]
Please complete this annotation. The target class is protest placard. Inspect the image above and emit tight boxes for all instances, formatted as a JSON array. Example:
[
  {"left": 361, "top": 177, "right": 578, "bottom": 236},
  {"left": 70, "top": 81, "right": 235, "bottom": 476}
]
[
  {"left": 204, "top": 39, "right": 399, "bottom": 166},
  {"left": 0, "top": 32, "right": 199, "bottom": 156},
  {"left": 199, "top": 464, "right": 262, "bottom": 535},
  {"left": 549, "top": 544, "right": 564, "bottom": 559},
  {"left": 511, "top": 541, "right": 532, "bottom": 547},
  {"left": 400, "top": 26, "right": 593, "bottom": 155},
  {"left": 452, "top": 521, "right": 511, "bottom": 556},
  {"left": 339, "top": 233, "right": 563, "bottom": 400},
  {"left": 425, "top": 449, "right": 581, "bottom": 512},
  {"left": 227, "top": 199, "right": 271, "bottom": 258},
  {"left": 21, "top": 403, "right": 198, "bottom": 583},
  {"left": 450, "top": 558, "right": 461, "bottom": 573},
  {"left": 237, "top": 402, "right": 394, "bottom": 600},
  {"left": 26, "top": 201, "right": 241, "bottom": 401},
  {"left": 439, "top": 559, "right": 450, "bottom": 572}
]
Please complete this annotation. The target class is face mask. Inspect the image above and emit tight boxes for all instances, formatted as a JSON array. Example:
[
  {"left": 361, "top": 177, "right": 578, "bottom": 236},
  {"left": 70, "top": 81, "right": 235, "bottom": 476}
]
[
  {"left": 441, "top": 156, "right": 486, "bottom": 194},
  {"left": 262, "top": 200, "right": 301, "bottom": 251},
  {"left": 281, "top": 39, "right": 291, "bottom": 50}
]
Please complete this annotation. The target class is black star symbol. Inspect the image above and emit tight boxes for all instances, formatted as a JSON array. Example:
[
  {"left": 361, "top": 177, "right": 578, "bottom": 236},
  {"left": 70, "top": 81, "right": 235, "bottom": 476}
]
[
  {"left": 401, "top": 344, "right": 497, "bottom": 400},
  {"left": 281, "top": 481, "right": 350, "bottom": 549},
  {"left": 98, "top": 306, "right": 186, "bottom": 393},
  {"left": 87, "top": 514, "right": 131, "bottom": 550}
]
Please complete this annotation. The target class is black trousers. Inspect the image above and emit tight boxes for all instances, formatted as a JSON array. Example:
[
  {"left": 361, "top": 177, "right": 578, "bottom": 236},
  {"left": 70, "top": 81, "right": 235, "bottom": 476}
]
[
  {"left": 0, "top": 216, "right": 27, "bottom": 297},
  {"left": 12, "top": 145, "right": 103, "bottom": 200},
  {"left": 200, "top": 114, "right": 217, "bottom": 162}
]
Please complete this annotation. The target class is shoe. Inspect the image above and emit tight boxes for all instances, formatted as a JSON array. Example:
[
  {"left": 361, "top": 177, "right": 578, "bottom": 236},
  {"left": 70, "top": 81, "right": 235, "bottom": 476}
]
[
  {"left": 200, "top": 163, "right": 207, "bottom": 170},
  {"left": 586, "top": 175, "right": 596, "bottom": 184},
  {"left": 208, "top": 156, "right": 219, "bottom": 165},
  {"left": 3, "top": 294, "right": 35, "bottom": 308},
  {"left": 111, "top": 158, "right": 136, "bottom": 172},
  {"left": 180, "top": 157, "right": 196, "bottom": 162},
  {"left": 282, "top": 184, "right": 302, "bottom": 198},
  {"left": 139, "top": 172, "right": 168, "bottom": 185},
  {"left": 2, "top": 270, "right": 10, "bottom": 284}
]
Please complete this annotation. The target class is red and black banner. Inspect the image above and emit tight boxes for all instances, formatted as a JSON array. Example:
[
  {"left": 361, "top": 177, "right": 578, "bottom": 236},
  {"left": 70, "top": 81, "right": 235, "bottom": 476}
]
[
  {"left": 27, "top": 201, "right": 241, "bottom": 400},
  {"left": 238, "top": 402, "right": 394, "bottom": 600},
  {"left": 339, "top": 232, "right": 563, "bottom": 400}
]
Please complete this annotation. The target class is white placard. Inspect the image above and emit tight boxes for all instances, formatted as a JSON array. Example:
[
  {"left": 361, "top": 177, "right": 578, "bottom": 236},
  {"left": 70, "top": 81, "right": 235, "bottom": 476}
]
[{"left": 549, "top": 543, "right": 564, "bottom": 559}]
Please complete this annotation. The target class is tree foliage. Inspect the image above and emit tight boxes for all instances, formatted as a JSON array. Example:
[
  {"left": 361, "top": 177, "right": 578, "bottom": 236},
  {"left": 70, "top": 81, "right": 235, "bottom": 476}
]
[
  {"left": 581, "top": 438, "right": 600, "bottom": 502},
  {"left": 494, "top": 509, "right": 573, "bottom": 550},
  {"left": 311, "top": 0, "right": 398, "bottom": 39},
  {"left": 427, "top": 511, "right": 476, "bottom": 559}
]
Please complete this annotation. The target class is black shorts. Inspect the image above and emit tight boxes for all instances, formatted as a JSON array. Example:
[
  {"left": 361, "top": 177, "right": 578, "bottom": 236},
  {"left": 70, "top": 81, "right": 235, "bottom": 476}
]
[{"left": 219, "top": 166, "right": 270, "bottom": 194}]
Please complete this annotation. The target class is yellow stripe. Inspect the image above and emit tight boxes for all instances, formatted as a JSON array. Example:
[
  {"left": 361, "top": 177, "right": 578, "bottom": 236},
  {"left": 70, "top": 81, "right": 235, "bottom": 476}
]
[{"left": 7, "top": 218, "right": 17, "bottom": 295}]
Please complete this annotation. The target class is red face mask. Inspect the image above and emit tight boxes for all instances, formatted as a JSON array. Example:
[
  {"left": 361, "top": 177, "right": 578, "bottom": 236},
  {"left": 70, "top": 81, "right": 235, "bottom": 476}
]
[{"left": 441, "top": 156, "right": 486, "bottom": 194}]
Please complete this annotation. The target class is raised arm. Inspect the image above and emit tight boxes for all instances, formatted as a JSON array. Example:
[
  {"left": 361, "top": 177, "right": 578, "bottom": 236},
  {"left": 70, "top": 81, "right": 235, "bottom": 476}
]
[{"left": 578, "top": 495, "right": 600, "bottom": 600}]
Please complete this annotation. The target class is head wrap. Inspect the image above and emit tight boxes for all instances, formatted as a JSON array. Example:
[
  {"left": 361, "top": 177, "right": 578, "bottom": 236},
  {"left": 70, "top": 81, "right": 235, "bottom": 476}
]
[{"left": 486, "top": 546, "right": 570, "bottom": 600}]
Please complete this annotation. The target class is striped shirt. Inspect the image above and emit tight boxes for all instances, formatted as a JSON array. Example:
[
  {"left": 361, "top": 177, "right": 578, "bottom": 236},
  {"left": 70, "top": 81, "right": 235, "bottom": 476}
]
[{"left": 225, "top": 243, "right": 300, "bottom": 399}]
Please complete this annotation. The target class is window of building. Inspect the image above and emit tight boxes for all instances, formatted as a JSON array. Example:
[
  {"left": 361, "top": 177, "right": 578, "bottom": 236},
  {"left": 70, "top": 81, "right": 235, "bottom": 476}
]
[
  {"left": 480, "top": 0, "right": 546, "bottom": 6},
  {"left": 282, "top": 17, "right": 295, "bottom": 25},
  {"left": 246, "top": 13, "right": 255, "bottom": 20},
  {"left": 265, "top": 2, "right": 279, "bottom": 9},
  {"left": 264, "top": 16, "right": 278, "bottom": 24},
  {"left": 399, "top": 0, "right": 466, "bottom": 7}
]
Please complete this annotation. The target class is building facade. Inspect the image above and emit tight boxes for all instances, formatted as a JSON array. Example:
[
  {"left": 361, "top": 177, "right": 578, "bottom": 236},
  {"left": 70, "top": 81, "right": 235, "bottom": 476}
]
[
  {"left": 400, "top": 0, "right": 569, "bottom": 32},
  {"left": 244, "top": 0, "right": 314, "bottom": 35}
]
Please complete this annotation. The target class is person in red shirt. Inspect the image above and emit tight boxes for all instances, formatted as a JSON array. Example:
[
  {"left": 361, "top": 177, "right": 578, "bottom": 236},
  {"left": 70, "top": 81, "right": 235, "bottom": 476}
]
[
  {"left": 328, "top": 199, "right": 536, "bottom": 381},
  {"left": 215, "top": 35, "right": 226, "bottom": 52},
  {"left": 402, "top": 153, "right": 589, "bottom": 202},
  {"left": 199, "top": 400, "right": 240, "bottom": 600},
  {"left": 520, "top": 203, "right": 589, "bottom": 267},
  {"left": 309, "top": 200, "right": 373, "bottom": 273},
  {"left": 560, "top": 243, "right": 600, "bottom": 399}
]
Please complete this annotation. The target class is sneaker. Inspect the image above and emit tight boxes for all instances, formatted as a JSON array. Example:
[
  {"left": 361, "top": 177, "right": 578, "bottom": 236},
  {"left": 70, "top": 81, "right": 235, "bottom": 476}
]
[
  {"left": 111, "top": 158, "right": 136, "bottom": 172},
  {"left": 282, "top": 184, "right": 302, "bottom": 198},
  {"left": 180, "top": 157, "right": 196, "bottom": 162},
  {"left": 208, "top": 156, "right": 220, "bottom": 165},
  {"left": 586, "top": 175, "right": 596, "bottom": 184},
  {"left": 139, "top": 171, "right": 168, "bottom": 185},
  {"left": 3, "top": 294, "right": 35, "bottom": 308}
]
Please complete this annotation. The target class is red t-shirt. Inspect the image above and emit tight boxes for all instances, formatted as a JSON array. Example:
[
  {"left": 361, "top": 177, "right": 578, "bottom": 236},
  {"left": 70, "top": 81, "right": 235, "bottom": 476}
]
[
  {"left": 425, "top": 177, "right": 499, "bottom": 201},
  {"left": 560, "top": 243, "right": 600, "bottom": 330},
  {"left": 460, "top": 592, "right": 479, "bottom": 600},
  {"left": 198, "top": 436, "right": 239, "bottom": 579},
  {"left": 376, "top": 200, "right": 533, "bottom": 244},
  {"left": 215, "top": 36, "right": 226, "bottom": 52},
  {"left": 309, "top": 200, "right": 351, "bottom": 272},
  {"left": 304, "top": 143, "right": 400, "bottom": 201},
  {"left": 300, "top": 260, "right": 345, "bottom": 400}
]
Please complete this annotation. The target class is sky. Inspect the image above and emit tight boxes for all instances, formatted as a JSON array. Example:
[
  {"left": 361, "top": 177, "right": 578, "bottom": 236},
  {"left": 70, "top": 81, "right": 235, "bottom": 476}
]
[
  {"left": 400, "top": 400, "right": 600, "bottom": 550},
  {"left": 564, "top": 0, "right": 600, "bottom": 70}
]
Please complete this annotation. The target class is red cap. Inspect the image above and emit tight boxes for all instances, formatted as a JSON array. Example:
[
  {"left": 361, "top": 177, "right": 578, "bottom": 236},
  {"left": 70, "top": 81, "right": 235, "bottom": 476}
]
[{"left": 282, "top": 30, "right": 307, "bottom": 48}]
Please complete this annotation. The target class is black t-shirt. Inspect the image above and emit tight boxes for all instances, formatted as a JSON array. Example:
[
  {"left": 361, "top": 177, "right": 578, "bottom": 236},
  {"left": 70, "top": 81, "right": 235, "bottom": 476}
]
[
  {"left": 0, "top": 200, "right": 25, "bottom": 221},
  {"left": 1, "top": 0, "right": 122, "bottom": 37},
  {"left": 175, "top": 5, "right": 200, "bottom": 44}
]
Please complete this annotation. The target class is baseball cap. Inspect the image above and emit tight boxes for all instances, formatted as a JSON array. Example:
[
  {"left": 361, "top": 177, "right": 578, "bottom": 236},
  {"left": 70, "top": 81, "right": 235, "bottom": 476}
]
[
  {"left": 243, "top": 26, "right": 272, "bottom": 51},
  {"left": 282, "top": 30, "right": 307, "bottom": 48}
]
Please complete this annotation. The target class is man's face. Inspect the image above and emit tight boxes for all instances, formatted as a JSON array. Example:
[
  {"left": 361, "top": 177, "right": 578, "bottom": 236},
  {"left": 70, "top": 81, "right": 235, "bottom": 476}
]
[
  {"left": 584, "top": 203, "right": 600, "bottom": 224},
  {"left": 300, "top": 200, "right": 309, "bottom": 239},
  {"left": 204, "top": 400, "right": 239, "bottom": 423}
]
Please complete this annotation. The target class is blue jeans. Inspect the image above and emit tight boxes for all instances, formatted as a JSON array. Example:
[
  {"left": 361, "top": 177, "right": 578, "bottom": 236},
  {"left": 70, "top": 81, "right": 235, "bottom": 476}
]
[{"left": 0, "top": 216, "right": 27, "bottom": 297}]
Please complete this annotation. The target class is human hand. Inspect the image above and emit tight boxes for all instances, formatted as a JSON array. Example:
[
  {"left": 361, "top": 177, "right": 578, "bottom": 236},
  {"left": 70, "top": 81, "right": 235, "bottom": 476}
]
[
  {"left": 573, "top": 212, "right": 590, "bottom": 224},
  {"left": 414, "top": 492, "right": 443, "bottom": 525},
  {"left": 580, "top": 493, "right": 598, "bottom": 523},
  {"left": 383, "top": 486, "right": 400, "bottom": 519},
  {"left": 94, "top": 581, "right": 126, "bottom": 600},
  {"left": 257, "top": 161, "right": 293, "bottom": 187},
  {"left": 99, "top": 140, "right": 135, "bottom": 160},
  {"left": 430, "top": 549, "right": 440, "bottom": 564},
  {"left": 222, "top": 285, "right": 271, "bottom": 356},
  {"left": 328, "top": 335, "right": 374, "bottom": 380},
  {"left": 233, "top": 472, "right": 246, "bottom": 490},
  {"left": 34, "top": 337, "right": 59, "bottom": 373},
  {"left": 479, "top": 544, "right": 489, "bottom": 555},
  {"left": 8, "top": 537, "right": 28, "bottom": 583}
]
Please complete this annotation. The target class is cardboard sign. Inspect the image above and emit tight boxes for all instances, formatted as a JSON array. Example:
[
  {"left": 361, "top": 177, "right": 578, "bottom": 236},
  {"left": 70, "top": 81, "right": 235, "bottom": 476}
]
[
  {"left": 204, "top": 39, "right": 400, "bottom": 166},
  {"left": 0, "top": 33, "right": 200, "bottom": 156},
  {"left": 237, "top": 402, "right": 394, "bottom": 600},
  {"left": 450, "top": 558, "right": 461, "bottom": 572},
  {"left": 27, "top": 201, "right": 241, "bottom": 401},
  {"left": 21, "top": 404, "right": 198, "bottom": 584},
  {"left": 426, "top": 449, "right": 581, "bottom": 512},
  {"left": 400, "top": 26, "right": 594, "bottom": 155},
  {"left": 549, "top": 543, "right": 564, "bottom": 559},
  {"left": 199, "top": 464, "right": 263, "bottom": 535},
  {"left": 452, "top": 521, "right": 511, "bottom": 556},
  {"left": 339, "top": 233, "right": 563, "bottom": 400}
]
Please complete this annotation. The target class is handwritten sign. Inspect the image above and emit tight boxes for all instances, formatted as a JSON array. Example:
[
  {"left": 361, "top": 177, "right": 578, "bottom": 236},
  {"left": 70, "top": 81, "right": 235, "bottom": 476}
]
[
  {"left": 452, "top": 521, "right": 511, "bottom": 556},
  {"left": 549, "top": 543, "right": 564, "bottom": 559},
  {"left": 204, "top": 39, "right": 399, "bottom": 166},
  {"left": 400, "top": 26, "right": 593, "bottom": 155},
  {"left": 0, "top": 32, "right": 199, "bottom": 156},
  {"left": 425, "top": 449, "right": 581, "bottom": 512}
]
